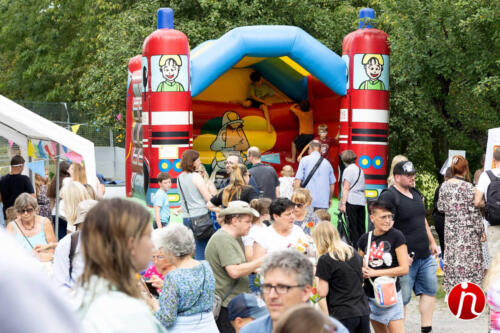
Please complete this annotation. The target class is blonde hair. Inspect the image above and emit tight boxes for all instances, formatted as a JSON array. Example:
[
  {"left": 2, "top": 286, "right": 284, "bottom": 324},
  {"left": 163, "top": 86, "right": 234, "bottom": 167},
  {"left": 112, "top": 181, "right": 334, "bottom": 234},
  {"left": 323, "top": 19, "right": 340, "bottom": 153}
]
[
  {"left": 362, "top": 54, "right": 384, "bottom": 66},
  {"left": 312, "top": 221, "right": 354, "bottom": 261},
  {"left": 72, "top": 163, "right": 87, "bottom": 184},
  {"left": 60, "top": 181, "right": 92, "bottom": 225},
  {"left": 281, "top": 165, "right": 294, "bottom": 177},
  {"left": 484, "top": 253, "right": 500, "bottom": 291},
  {"left": 196, "top": 164, "right": 210, "bottom": 183},
  {"left": 159, "top": 55, "right": 182, "bottom": 67},
  {"left": 291, "top": 188, "right": 312, "bottom": 206},
  {"left": 387, "top": 154, "right": 408, "bottom": 186},
  {"left": 222, "top": 164, "right": 249, "bottom": 207},
  {"left": 317, "top": 124, "right": 328, "bottom": 132},
  {"left": 35, "top": 173, "right": 47, "bottom": 195},
  {"left": 80, "top": 198, "right": 151, "bottom": 299}
]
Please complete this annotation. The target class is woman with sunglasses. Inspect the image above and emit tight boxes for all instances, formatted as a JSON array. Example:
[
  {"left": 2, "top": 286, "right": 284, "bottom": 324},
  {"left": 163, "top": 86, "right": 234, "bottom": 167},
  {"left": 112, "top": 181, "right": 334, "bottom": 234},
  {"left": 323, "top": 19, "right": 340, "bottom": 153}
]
[
  {"left": 6, "top": 193, "right": 57, "bottom": 262},
  {"left": 291, "top": 188, "right": 320, "bottom": 236}
]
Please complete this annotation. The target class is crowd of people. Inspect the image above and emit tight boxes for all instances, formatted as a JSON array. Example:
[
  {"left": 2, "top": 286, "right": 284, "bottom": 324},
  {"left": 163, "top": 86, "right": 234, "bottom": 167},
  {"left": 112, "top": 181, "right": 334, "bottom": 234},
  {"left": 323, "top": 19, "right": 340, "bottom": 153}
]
[{"left": 1, "top": 143, "right": 500, "bottom": 333}]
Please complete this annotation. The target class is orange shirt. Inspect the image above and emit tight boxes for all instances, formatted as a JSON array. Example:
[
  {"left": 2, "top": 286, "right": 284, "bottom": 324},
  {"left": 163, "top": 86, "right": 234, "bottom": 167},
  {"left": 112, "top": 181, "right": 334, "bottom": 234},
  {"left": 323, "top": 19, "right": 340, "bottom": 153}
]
[{"left": 292, "top": 107, "right": 314, "bottom": 134}]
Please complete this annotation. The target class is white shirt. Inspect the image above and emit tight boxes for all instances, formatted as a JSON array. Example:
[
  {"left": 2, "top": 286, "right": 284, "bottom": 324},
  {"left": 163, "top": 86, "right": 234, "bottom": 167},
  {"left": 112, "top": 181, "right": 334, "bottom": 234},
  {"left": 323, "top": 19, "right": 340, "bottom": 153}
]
[
  {"left": 73, "top": 276, "right": 166, "bottom": 333},
  {"left": 242, "top": 223, "right": 268, "bottom": 247},
  {"left": 477, "top": 168, "right": 500, "bottom": 201},
  {"left": 0, "top": 229, "right": 81, "bottom": 332},
  {"left": 52, "top": 232, "right": 84, "bottom": 290},
  {"left": 255, "top": 224, "right": 307, "bottom": 253}
]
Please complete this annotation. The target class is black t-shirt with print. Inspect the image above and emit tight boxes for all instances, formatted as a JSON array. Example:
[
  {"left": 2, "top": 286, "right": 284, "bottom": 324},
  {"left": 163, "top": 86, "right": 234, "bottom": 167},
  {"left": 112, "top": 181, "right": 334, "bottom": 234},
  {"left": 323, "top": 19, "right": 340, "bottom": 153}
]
[
  {"left": 378, "top": 186, "right": 430, "bottom": 259},
  {"left": 315, "top": 251, "right": 370, "bottom": 319},
  {"left": 210, "top": 185, "right": 258, "bottom": 207},
  {"left": 358, "top": 228, "right": 406, "bottom": 298}
]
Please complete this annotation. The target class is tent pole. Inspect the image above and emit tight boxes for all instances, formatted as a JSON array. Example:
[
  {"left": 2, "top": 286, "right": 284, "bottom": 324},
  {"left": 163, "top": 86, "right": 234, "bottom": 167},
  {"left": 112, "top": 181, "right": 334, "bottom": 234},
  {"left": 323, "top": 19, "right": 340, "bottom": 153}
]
[{"left": 54, "top": 143, "right": 61, "bottom": 241}]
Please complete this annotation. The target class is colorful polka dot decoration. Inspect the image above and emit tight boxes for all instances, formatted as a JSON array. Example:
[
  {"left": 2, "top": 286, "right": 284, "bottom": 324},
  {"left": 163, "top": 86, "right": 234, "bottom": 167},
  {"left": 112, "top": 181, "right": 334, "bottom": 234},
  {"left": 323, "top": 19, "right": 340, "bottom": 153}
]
[{"left": 158, "top": 159, "right": 182, "bottom": 172}]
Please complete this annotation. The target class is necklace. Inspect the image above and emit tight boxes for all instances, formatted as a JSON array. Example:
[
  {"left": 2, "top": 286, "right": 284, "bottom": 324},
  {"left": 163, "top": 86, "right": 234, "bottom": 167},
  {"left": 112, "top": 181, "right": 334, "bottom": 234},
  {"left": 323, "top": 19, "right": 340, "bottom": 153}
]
[{"left": 21, "top": 217, "right": 36, "bottom": 231}]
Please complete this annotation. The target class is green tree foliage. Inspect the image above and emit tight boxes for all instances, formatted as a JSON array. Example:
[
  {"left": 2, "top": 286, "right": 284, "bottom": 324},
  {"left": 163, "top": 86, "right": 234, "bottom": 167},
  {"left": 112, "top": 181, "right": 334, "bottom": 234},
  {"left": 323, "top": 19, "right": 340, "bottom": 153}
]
[
  {"left": 0, "top": 0, "right": 498, "bottom": 183},
  {"left": 372, "top": 0, "right": 499, "bottom": 177}
]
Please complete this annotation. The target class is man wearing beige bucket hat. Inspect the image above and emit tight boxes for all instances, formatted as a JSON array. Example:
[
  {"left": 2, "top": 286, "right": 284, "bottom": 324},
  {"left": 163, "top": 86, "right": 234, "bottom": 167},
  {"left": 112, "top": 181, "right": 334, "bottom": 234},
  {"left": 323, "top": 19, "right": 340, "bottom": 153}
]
[
  {"left": 206, "top": 201, "right": 265, "bottom": 333},
  {"left": 52, "top": 200, "right": 98, "bottom": 290}
]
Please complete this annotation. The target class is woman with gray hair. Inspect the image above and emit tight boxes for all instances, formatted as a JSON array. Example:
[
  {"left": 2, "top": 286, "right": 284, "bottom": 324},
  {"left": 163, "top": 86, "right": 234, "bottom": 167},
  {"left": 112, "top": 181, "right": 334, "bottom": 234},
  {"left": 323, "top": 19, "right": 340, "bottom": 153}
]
[
  {"left": 154, "top": 224, "right": 218, "bottom": 332},
  {"left": 6, "top": 193, "right": 57, "bottom": 262}
]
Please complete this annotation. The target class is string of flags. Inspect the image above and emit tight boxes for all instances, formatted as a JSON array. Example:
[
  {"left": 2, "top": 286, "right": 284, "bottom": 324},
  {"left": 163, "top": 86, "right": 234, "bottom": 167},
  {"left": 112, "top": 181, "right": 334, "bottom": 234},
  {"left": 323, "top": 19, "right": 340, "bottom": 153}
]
[{"left": 22, "top": 139, "right": 83, "bottom": 165}]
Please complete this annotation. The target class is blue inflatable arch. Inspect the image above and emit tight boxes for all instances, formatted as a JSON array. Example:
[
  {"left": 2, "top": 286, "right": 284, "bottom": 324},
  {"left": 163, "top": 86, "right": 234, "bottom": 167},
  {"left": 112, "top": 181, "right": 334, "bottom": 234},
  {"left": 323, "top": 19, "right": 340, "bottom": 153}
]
[{"left": 190, "top": 26, "right": 347, "bottom": 98}]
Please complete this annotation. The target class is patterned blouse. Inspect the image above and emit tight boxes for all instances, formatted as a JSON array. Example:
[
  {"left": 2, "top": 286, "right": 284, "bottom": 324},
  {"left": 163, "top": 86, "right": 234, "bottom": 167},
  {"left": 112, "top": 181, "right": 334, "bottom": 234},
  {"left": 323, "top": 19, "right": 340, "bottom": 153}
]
[
  {"left": 155, "top": 260, "right": 215, "bottom": 328},
  {"left": 294, "top": 206, "right": 320, "bottom": 236}
]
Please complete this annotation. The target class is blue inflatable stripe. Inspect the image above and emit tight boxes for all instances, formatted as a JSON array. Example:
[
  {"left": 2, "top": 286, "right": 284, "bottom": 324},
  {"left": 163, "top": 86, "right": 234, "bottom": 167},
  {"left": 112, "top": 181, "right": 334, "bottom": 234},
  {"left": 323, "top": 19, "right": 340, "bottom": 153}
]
[
  {"left": 252, "top": 58, "right": 308, "bottom": 101},
  {"left": 190, "top": 26, "right": 346, "bottom": 97}
]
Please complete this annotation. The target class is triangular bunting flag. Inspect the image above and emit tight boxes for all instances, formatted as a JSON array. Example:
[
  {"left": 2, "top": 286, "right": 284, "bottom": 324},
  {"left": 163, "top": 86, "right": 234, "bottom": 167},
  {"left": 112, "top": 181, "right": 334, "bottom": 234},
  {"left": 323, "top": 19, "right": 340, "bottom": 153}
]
[
  {"left": 26, "top": 160, "right": 45, "bottom": 177},
  {"left": 8, "top": 140, "right": 13, "bottom": 147},
  {"left": 65, "top": 151, "right": 83, "bottom": 164},
  {"left": 62, "top": 145, "right": 69, "bottom": 154},
  {"left": 28, "top": 140, "right": 37, "bottom": 158},
  {"left": 37, "top": 141, "right": 47, "bottom": 159},
  {"left": 44, "top": 144, "right": 56, "bottom": 163},
  {"left": 71, "top": 124, "right": 80, "bottom": 134},
  {"left": 51, "top": 141, "right": 59, "bottom": 155}
]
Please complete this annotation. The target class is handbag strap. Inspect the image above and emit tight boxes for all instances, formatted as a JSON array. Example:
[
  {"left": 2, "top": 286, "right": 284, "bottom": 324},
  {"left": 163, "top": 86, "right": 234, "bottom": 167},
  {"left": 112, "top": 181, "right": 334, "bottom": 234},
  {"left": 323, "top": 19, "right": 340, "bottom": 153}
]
[
  {"left": 177, "top": 175, "right": 191, "bottom": 215},
  {"left": 364, "top": 232, "right": 397, "bottom": 286},
  {"left": 222, "top": 277, "right": 240, "bottom": 303},
  {"left": 302, "top": 156, "right": 324, "bottom": 188},
  {"left": 349, "top": 167, "right": 362, "bottom": 190},
  {"left": 365, "top": 231, "right": 372, "bottom": 266},
  {"left": 13, "top": 221, "right": 35, "bottom": 249}
]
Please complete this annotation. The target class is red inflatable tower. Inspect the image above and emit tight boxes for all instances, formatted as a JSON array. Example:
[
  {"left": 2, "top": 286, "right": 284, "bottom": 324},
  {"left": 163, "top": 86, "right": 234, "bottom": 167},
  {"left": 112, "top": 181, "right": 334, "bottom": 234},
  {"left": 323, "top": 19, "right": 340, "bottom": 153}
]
[
  {"left": 141, "top": 8, "right": 191, "bottom": 205},
  {"left": 340, "top": 8, "right": 390, "bottom": 198}
]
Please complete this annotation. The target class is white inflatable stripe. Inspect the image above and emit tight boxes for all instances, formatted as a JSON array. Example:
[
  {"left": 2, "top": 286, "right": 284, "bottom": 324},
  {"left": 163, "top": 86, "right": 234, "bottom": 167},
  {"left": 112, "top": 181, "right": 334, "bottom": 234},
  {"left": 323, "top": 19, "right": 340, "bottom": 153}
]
[
  {"left": 352, "top": 141, "right": 388, "bottom": 146},
  {"left": 151, "top": 111, "right": 192, "bottom": 125},
  {"left": 352, "top": 109, "right": 389, "bottom": 123}
]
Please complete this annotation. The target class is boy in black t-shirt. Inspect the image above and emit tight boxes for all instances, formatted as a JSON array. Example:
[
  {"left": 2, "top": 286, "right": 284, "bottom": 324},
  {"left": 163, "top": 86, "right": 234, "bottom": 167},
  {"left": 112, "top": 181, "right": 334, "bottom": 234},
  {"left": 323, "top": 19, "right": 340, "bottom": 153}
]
[{"left": 358, "top": 200, "right": 409, "bottom": 333}]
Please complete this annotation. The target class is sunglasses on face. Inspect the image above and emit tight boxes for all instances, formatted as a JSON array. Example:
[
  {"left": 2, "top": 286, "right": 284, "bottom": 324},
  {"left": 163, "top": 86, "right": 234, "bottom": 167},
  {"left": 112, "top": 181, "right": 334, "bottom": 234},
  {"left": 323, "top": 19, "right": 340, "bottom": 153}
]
[
  {"left": 18, "top": 208, "right": 34, "bottom": 214},
  {"left": 293, "top": 202, "right": 304, "bottom": 208}
]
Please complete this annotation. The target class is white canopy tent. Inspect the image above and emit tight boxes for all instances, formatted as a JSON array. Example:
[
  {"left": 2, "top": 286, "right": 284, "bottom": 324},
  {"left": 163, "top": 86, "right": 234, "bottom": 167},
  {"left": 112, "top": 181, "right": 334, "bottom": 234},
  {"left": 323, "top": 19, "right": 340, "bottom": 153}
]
[{"left": 0, "top": 95, "right": 96, "bottom": 189}]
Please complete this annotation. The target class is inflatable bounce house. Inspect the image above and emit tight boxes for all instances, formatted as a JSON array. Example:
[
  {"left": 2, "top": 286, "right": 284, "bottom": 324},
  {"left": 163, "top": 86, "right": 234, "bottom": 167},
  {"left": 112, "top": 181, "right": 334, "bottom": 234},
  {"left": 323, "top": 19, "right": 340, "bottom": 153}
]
[{"left": 126, "top": 7, "right": 390, "bottom": 206}]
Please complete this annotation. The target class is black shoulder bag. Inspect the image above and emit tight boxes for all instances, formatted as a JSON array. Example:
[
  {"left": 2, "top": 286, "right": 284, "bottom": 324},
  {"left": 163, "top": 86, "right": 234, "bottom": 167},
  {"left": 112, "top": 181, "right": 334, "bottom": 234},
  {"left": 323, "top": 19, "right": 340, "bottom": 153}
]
[
  {"left": 178, "top": 176, "right": 215, "bottom": 241},
  {"left": 300, "top": 156, "right": 324, "bottom": 188}
]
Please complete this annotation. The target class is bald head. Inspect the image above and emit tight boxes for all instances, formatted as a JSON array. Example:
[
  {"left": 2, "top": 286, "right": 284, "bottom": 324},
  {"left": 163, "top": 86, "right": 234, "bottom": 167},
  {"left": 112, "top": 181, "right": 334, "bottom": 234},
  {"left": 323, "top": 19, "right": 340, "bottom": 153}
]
[{"left": 309, "top": 140, "right": 321, "bottom": 152}]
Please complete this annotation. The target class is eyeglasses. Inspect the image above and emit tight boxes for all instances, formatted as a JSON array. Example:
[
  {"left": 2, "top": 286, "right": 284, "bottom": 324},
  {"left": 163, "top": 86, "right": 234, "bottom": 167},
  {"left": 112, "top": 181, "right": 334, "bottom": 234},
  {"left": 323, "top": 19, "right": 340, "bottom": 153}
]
[
  {"left": 293, "top": 203, "right": 304, "bottom": 208},
  {"left": 152, "top": 255, "right": 166, "bottom": 261},
  {"left": 261, "top": 283, "right": 305, "bottom": 294},
  {"left": 377, "top": 214, "right": 394, "bottom": 221},
  {"left": 18, "top": 208, "right": 34, "bottom": 214}
]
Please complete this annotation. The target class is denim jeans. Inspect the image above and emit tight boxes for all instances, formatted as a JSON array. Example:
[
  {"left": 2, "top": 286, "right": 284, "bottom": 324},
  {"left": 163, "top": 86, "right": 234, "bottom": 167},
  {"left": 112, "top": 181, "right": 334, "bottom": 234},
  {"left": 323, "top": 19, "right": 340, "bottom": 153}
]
[
  {"left": 183, "top": 217, "right": 209, "bottom": 260},
  {"left": 400, "top": 255, "right": 438, "bottom": 305}
]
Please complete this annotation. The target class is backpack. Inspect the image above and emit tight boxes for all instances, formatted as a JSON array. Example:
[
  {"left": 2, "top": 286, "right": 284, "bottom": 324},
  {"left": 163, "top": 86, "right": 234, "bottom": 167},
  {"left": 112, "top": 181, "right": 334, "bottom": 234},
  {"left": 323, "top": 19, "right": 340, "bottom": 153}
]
[
  {"left": 68, "top": 231, "right": 80, "bottom": 281},
  {"left": 485, "top": 170, "right": 500, "bottom": 226}
]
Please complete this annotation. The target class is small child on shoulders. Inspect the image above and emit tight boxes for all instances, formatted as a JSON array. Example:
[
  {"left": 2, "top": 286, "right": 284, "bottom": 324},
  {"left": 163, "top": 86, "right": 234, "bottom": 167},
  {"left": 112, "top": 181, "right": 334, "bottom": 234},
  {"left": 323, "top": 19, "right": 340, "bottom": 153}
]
[{"left": 279, "top": 165, "right": 295, "bottom": 199}]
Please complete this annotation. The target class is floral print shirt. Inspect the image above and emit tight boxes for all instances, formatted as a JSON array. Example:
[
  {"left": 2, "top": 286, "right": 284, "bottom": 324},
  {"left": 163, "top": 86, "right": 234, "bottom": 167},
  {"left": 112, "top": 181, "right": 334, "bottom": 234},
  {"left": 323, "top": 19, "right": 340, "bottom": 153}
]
[
  {"left": 155, "top": 260, "right": 215, "bottom": 328},
  {"left": 294, "top": 206, "right": 320, "bottom": 236}
]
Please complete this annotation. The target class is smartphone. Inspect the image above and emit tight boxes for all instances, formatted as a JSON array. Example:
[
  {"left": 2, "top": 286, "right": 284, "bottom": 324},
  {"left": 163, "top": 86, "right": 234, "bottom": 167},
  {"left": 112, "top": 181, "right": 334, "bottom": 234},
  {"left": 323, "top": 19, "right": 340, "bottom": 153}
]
[{"left": 145, "top": 280, "right": 159, "bottom": 297}]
